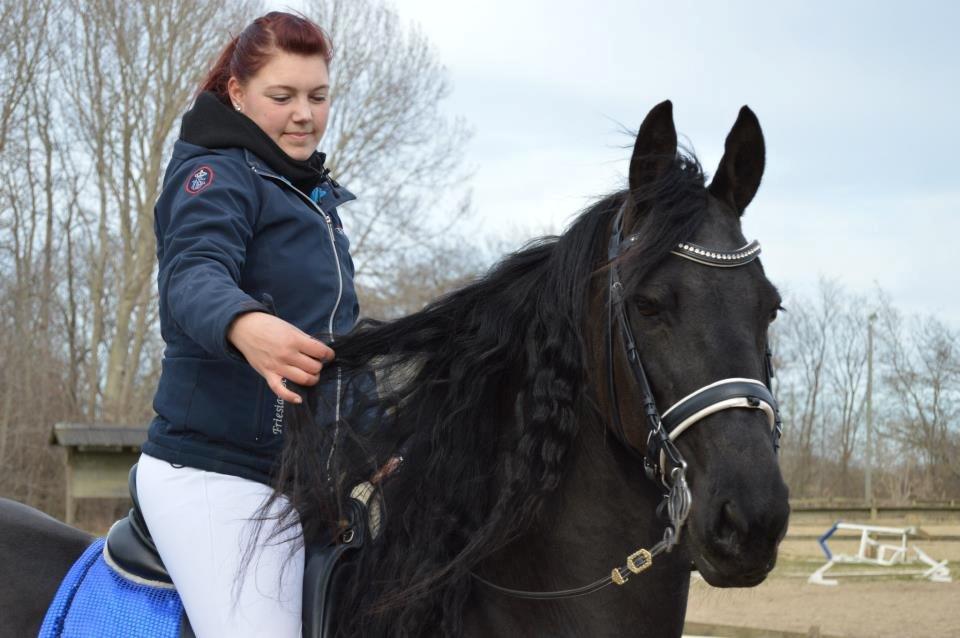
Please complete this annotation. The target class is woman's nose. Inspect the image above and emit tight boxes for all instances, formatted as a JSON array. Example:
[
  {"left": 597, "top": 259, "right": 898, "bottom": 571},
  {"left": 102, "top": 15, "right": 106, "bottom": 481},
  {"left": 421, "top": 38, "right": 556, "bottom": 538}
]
[{"left": 292, "top": 98, "right": 312, "bottom": 122}]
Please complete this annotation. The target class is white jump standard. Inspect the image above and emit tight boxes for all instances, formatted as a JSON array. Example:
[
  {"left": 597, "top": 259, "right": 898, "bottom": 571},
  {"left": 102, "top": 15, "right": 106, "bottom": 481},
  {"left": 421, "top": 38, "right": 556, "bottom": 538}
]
[{"left": 808, "top": 521, "right": 951, "bottom": 586}]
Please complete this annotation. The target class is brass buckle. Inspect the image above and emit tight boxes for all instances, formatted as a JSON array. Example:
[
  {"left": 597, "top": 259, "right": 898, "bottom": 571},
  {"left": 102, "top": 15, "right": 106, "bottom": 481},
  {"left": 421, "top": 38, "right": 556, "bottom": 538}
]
[
  {"left": 627, "top": 548, "right": 653, "bottom": 574},
  {"left": 610, "top": 548, "right": 653, "bottom": 586}
]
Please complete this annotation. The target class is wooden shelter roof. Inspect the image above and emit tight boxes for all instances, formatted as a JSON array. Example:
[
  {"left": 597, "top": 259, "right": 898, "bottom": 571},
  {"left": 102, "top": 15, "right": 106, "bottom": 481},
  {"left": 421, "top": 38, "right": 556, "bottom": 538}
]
[{"left": 50, "top": 423, "right": 149, "bottom": 448}]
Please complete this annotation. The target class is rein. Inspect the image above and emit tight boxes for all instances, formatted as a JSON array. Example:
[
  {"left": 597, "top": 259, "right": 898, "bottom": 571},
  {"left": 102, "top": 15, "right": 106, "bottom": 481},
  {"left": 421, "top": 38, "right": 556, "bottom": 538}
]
[{"left": 470, "top": 201, "right": 782, "bottom": 601}]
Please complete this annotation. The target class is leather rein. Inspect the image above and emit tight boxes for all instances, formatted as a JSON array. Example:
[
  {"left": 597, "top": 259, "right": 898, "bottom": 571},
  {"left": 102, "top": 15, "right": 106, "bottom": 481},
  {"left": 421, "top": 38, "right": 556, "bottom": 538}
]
[{"left": 471, "top": 201, "right": 783, "bottom": 600}]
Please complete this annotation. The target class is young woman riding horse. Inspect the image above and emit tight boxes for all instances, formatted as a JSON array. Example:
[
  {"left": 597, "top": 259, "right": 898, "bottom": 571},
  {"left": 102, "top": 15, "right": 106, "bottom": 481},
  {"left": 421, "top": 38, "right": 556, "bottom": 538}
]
[
  {"left": 133, "top": 12, "right": 356, "bottom": 637},
  {"left": 0, "top": 100, "right": 789, "bottom": 636}
]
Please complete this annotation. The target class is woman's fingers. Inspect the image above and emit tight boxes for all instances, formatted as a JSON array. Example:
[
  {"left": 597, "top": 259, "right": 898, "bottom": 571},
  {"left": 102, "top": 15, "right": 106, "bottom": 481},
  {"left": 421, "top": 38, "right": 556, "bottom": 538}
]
[
  {"left": 265, "top": 358, "right": 321, "bottom": 406},
  {"left": 268, "top": 373, "right": 303, "bottom": 404},
  {"left": 301, "top": 335, "right": 335, "bottom": 362},
  {"left": 279, "top": 364, "right": 322, "bottom": 388},
  {"left": 292, "top": 352, "right": 324, "bottom": 377},
  {"left": 230, "top": 315, "right": 334, "bottom": 402}
]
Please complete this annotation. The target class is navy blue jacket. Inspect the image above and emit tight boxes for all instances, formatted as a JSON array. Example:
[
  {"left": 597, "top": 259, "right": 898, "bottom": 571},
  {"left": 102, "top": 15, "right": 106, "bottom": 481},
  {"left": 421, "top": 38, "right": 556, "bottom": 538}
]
[{"left": 143, "top": 140, "right": 358, "bottom": 484}]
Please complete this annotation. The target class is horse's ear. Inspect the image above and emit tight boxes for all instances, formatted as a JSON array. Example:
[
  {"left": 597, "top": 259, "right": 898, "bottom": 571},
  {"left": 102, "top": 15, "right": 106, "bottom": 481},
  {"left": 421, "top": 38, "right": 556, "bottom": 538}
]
[
  {"left": 626, "top": 100, "right": 678, "bottom": 228},
  {"left": 629, "top": 101, "right": 678, "bottom": 194},
  {"left": 708, "top": 106, "right": 765, "bottom": 215}
]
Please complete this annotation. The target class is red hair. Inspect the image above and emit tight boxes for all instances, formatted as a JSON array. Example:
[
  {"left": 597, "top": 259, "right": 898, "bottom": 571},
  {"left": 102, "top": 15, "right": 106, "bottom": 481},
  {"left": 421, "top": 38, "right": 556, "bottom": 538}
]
[{"left": 200, "top": 11, "right": 333, "bottom": 101}]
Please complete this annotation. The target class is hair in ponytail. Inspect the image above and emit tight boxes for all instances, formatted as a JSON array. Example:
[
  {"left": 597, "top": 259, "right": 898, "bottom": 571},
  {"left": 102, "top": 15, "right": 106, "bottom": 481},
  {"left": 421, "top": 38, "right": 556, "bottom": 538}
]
[{"left": 199, "top": 11, "right": 333, "bottom": 101}]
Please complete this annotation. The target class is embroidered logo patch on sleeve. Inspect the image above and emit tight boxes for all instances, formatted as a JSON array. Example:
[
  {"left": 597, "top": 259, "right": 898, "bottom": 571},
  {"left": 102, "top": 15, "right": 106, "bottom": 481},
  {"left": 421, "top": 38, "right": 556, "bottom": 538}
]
[{"left": 184, "top": 165, "right": 215, "bottom": 195}]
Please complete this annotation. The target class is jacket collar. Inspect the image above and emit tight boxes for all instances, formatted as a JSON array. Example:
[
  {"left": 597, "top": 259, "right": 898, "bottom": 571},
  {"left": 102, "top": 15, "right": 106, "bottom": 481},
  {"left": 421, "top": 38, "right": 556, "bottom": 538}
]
[
  {"left": 243, "top": 149, "right": 357, "bottom": 211},
  {"left": 180, "top": 91, "right": 333, "bottom": 194}
]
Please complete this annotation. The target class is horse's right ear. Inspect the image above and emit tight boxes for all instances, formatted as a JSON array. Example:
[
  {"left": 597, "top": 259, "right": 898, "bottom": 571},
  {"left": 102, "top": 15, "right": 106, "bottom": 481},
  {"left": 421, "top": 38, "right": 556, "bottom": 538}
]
[
  {"left": 626, "top": 100, "right": 678, "bottom": 229},
  {"left": 708, "top": 106, "right": 765, "bottom": 215}
]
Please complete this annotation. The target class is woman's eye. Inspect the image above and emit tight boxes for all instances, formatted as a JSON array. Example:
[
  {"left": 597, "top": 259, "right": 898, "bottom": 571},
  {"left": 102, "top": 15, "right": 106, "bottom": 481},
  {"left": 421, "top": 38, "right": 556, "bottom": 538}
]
[
  {"left": 311, "top": 95, "right": 327, "bottom": 103},
  {"left": 271, "top": 96, "right": 290, "bottom": 103}
]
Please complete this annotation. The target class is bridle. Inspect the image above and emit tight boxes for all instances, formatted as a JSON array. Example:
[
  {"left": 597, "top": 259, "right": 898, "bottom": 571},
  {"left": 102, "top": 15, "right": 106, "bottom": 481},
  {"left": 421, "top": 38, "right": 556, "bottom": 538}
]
[{"left": 473, "top": 200, "right": 783, "bottom": 600}]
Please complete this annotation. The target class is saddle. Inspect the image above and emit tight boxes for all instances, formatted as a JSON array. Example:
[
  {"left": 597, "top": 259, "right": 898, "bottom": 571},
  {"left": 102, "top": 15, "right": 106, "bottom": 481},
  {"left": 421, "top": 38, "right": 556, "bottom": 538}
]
[{"left": 104, "top": 464, "right": 368, "bottom": 638}]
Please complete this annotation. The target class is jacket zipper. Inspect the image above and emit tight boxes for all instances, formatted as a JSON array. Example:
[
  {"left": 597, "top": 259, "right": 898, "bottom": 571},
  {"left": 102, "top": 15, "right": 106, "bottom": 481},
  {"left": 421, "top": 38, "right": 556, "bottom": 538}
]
[
  {"left": 249, "top": 165, "right": 345, "bottom": 441},
  {"left": 249, "top": 167, "right": 344, "bottom": 342}
]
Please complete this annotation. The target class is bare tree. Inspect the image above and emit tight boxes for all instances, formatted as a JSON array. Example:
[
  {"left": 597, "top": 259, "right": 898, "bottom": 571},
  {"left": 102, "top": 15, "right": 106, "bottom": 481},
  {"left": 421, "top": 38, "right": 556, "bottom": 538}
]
[
  {"left": 0, "top": 0, "right": 258, "bottom": 514},
  {"left": 0, "top": 0, "right": 69, "bottom": 513},
  {"left": 357, "top": 232, "right": 484, "bottom": 319},
  {"left": 305, "top": 0, "right": 473, "bottom": 294},
  {"left": 58, "top": 0, "right": 257, "bottom": 422},
  {"left": 878, "top": 299, "right": 959, "bottom": 496},
  {"left": 825, "top": 292, "right": 868, "bottom": 493},
  {"left": 0, "top": 0, "right": 51, "bottom": 153},
  {"left": 775, "top": 279, "right": 840, "bottom": 496},
  {"left": 0, "top": 0, "right": 493, "bottom": 518}
]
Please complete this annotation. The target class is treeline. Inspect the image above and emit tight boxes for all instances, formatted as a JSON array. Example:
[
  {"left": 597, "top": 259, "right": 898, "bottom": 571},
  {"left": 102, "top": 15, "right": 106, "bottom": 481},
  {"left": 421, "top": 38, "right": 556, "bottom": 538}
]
[
  {"left": 774, "top": 280, "right": 959, "bottom": 502},
  {"left": 0, "top": 0, "right": 471, "bottom": 517},
  {"left": 1, "top": 0, "right": 954, "bottom": 521}
]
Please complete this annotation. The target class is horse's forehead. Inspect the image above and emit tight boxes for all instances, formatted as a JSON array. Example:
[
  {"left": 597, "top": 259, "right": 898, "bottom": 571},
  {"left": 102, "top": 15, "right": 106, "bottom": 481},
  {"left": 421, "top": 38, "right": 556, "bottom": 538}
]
[
  {"left": 666, "top": 203, "right": 775, "bottom": 304},
  {"left": 690, "top": 198, "right": 746, "bottom": 247}
]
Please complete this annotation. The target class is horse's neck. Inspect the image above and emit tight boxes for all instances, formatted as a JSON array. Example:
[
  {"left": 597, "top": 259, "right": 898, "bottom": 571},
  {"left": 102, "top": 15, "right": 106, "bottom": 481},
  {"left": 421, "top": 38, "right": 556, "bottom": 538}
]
[{"left": 465, "top": 422, "right": 692, "bottom": 637}]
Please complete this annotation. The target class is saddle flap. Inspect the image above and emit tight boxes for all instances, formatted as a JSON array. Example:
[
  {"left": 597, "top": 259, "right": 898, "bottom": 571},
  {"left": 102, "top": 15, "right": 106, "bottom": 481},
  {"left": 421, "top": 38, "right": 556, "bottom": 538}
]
[
  {"left": 103, "top": 463, "right": 173, "bottom": 585},
  {"left": 104, "top": 516, "right": 174, "bottom": 585},
  {"left": 303, "top": 498, "right": 369, "bottom": 638}
]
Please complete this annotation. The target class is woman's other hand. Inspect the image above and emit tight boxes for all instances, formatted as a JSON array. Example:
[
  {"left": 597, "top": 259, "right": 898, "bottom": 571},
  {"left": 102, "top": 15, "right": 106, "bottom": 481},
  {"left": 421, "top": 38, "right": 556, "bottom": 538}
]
[{"left": 227, "top": 312, "right": 334, "bottom": 404}]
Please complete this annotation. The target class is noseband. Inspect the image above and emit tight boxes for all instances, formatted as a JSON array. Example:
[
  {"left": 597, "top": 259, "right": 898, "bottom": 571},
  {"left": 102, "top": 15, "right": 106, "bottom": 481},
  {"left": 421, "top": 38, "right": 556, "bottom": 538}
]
[{"left": 474, "top": 201, "right": 783, "bottom": 600}]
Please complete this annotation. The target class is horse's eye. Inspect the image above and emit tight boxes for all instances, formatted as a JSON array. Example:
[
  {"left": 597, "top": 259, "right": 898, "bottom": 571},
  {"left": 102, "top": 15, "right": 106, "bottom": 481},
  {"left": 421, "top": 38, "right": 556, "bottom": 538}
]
[
  {"left": 769, "top": 305, "right": 785, "bottom": 324},
  {"left": 633, "top": 297, "right": 662, "bottom": 317}
]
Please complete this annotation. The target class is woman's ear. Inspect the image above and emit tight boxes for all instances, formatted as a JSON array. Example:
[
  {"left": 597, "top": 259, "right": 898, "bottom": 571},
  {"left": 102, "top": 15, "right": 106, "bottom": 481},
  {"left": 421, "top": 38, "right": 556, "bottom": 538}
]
[{"left": 226, "top": 77, "right": 244, "bottom": 112}]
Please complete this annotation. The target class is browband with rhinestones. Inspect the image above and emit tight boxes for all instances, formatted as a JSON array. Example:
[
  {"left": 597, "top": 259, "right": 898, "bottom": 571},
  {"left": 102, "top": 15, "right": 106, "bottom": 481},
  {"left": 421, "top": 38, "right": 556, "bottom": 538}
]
[
  {"left": 618, "top": 233, "right": 762, "bottom": 268},
  {"left": 670, "top": 240, "right": 761, "bottom": 267}
]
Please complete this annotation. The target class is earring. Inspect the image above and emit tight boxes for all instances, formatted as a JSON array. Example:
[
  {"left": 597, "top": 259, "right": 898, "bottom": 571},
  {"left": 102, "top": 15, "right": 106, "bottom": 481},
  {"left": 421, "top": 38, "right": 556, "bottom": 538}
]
[{"left": 233, "top": 103, "right": 242, "bottom": 112}]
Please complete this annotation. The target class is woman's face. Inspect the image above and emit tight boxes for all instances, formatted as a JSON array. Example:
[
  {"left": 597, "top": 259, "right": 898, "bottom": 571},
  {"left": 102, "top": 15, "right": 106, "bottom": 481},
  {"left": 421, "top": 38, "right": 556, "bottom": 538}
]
[{"left": 227, "top": 51, "right": 330, "bottom": 161}]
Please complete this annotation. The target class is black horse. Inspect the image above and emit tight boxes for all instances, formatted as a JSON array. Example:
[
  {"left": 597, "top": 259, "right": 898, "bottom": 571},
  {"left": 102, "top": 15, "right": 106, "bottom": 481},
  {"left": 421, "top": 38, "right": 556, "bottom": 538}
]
[{"left": 0, "top": 101, "right": 789, "bottom": 637}]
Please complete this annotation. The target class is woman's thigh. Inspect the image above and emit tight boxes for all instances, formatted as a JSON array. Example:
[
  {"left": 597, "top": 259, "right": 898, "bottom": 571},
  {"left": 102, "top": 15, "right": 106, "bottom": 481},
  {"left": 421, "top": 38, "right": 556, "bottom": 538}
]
[{"left": 136, "top": 453, "right": 303, "bottom": 638}]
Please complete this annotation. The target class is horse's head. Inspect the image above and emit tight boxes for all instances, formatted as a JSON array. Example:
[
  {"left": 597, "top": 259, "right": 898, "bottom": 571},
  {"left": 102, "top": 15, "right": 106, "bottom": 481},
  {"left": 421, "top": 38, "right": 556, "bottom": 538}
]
[{"left": 605, "top": 101, "right": 789, "bottom": 587}]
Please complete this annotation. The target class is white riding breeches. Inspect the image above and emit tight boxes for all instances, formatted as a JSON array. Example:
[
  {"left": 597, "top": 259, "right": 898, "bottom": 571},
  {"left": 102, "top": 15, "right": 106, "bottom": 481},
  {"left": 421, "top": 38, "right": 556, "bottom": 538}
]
[{"left": 136, "top": 453, "right": 303, "bottom": 638}]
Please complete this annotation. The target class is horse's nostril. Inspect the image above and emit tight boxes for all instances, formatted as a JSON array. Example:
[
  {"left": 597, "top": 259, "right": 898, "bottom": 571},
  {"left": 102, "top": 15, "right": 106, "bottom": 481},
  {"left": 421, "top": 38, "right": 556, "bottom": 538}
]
[{"left": 721, "top": 501, "right": 750, "bottom": 538}]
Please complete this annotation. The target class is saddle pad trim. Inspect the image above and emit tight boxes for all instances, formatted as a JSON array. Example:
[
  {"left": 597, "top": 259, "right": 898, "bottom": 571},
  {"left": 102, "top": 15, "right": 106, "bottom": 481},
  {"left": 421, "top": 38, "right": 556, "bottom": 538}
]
[
  {"left": 39, "top": 538, "right": 106, "bottom": 637},
  {"left": 102, "top": 540, "right": 177, "bottom": 590},
  {"left": 39, "top": 537, "right": 185, "bottom": 638}
]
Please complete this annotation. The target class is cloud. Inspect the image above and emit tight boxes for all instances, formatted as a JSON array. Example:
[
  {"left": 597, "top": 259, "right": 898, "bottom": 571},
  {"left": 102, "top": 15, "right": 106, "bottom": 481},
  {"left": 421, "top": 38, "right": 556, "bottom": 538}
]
[{"left": 361, "top": 0, "right": 960, "bottom": 326}]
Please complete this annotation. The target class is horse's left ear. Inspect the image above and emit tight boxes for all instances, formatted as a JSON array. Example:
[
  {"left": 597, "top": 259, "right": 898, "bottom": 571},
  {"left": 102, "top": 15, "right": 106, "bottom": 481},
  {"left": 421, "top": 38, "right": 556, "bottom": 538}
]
[
  {"left": 629, "top": 101, "right": 678, "bottom": 192},
  {"left": 625, "top": 100, "right": 678, "bottom": 230},
  {"left": 708, "top": 106, "right": 765, "bottom": 215}
]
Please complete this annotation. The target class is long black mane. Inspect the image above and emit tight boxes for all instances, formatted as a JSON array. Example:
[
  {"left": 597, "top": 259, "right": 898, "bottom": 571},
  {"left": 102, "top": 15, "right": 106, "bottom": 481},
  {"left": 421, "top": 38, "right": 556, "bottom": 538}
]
[{"left": 271, "top": 150, "right": 708, "bottom": 635}]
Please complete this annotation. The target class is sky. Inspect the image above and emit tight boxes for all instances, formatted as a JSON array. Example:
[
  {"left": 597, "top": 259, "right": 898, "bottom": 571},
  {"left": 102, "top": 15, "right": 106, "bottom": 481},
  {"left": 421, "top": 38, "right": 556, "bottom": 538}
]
[{"left": 280, "top": 0, "right": 960, "bottom": 326}]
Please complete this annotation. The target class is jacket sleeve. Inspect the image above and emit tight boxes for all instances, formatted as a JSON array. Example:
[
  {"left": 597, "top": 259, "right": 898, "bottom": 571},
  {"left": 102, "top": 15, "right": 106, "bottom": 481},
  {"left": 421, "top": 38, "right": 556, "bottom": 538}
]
[{"left": 155, "top": 155, "right": 268, "bottom": 360}]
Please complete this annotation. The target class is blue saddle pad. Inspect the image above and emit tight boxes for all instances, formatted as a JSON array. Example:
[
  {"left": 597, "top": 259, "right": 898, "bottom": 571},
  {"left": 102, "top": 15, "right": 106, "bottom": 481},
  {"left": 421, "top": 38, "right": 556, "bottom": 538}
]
[{"left": 39, "top": 538, "right": 185, "bottom": 638}]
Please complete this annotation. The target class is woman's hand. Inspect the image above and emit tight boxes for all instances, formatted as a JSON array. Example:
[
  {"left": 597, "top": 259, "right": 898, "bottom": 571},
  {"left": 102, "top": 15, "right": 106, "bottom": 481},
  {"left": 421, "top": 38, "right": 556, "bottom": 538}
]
[{"left": 227, "top": 312, "right": 334, "bottom": 404}]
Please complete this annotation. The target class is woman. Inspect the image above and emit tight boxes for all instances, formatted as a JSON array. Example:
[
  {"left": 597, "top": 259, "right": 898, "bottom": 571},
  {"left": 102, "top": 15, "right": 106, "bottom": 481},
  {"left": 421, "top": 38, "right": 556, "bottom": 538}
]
[{"left": 136, "top": 12, "right": 356, "bottom": 637}]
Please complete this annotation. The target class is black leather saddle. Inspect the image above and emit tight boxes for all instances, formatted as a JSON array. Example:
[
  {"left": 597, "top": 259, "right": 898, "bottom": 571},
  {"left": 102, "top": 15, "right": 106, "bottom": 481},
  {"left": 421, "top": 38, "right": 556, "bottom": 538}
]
[{"left": 104, "top": 464, "right": 368, "bottom": 638}]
